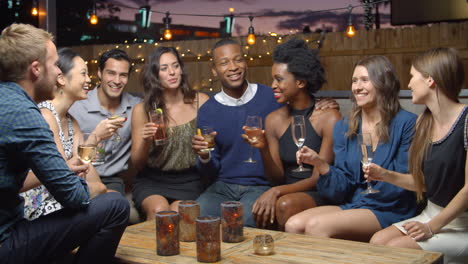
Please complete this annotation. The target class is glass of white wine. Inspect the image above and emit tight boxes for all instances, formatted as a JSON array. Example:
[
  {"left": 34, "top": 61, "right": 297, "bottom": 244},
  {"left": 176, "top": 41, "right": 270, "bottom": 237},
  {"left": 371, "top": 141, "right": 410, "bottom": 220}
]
[
  {"left": 108, "top": 112, "right": 127, "bottom": 142},
  {"left": 291, "top": 115, "right": 310, "bottom": 172},
  {"left": 78, "top": 133, "right": 97, "bottom": 165},
  {"left": 358, "top": 132, "right": 379, "bottom": 194},
  {"left": 244, "top": 115, "right": 262, "bottom": 163}
]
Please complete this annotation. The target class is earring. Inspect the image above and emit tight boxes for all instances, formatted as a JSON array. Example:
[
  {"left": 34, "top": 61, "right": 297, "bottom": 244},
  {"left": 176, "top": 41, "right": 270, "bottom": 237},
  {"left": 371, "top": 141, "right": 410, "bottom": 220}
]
[{"left": 60, "top": 89, "right": 64, "bottom": 95}]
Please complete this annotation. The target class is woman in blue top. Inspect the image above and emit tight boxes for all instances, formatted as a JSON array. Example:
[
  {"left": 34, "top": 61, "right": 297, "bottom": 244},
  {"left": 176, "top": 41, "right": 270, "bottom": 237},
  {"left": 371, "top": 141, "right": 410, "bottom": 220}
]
[
  {"left": 367, "top": 48, "right": 468, "bottom": 263},
  {"left": 285, "top": 55, "right": 417, "bottom": 242}
]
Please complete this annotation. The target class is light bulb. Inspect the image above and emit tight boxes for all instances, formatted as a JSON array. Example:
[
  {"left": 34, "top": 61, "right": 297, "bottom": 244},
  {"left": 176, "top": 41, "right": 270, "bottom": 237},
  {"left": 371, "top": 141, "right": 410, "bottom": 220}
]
[
  {"left": 90, "top": 14, "right": 98, "bottom": 25},
  {"left": 247, "top": 33, "right": 256, "bottom": 45},
  {"left": 31, "top": 7, "right": 38, "bottom": 16},
  {"left": 346, "top": 25, "right": 356, "bottom": 38},
  {"left": 164, "top": 29, "right": 172, "bottom": 40}
]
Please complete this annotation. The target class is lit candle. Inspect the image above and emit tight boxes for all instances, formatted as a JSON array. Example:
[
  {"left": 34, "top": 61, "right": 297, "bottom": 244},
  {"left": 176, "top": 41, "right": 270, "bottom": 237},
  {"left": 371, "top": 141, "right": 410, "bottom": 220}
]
[
  {"left": 196, "top": 216, "right": 221, "bottom": 263},
  {"left": 221, "top": 201, "right": 244, "bottom": 243},
  {"left": 156, "top": 211, "right": 179, "bottom": 256},
  {"left": 178, "top": 200, "right": 200, "bottom": 242}
]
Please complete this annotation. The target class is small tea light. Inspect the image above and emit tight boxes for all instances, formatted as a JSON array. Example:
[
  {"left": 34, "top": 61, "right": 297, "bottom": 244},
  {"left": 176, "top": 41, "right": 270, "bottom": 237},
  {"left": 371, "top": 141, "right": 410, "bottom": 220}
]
[{"left": 253, "top": 234, "right": 274, "bottom": 255}]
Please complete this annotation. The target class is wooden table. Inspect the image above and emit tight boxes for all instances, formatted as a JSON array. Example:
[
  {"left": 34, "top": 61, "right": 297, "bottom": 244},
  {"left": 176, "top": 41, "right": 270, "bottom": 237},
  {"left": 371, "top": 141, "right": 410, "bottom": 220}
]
[{"left": 115, "top": 221, "right": 443, "bottom": 264}]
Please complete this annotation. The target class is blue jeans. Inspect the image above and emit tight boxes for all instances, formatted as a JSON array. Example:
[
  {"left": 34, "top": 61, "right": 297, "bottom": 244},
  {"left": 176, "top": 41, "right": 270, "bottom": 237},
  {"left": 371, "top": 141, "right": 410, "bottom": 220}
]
[
  {"left": 0, "top": 192, "right": 129, "bottom": 264},
  {"left": 196, "top": 181, "right": 270, "bottom": 227}
]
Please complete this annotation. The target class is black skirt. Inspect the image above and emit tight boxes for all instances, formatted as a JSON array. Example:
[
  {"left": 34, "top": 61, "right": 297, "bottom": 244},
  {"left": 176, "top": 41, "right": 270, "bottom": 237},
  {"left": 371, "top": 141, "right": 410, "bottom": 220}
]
[{"left": 132, "top": 166, "right": 204, "bottom": 209}]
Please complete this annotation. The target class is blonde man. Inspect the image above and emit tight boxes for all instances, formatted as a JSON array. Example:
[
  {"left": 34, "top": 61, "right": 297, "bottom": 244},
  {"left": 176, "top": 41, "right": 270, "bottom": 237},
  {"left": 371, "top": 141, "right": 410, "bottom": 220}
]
[{"left": 0, "top": 23, "right": 129, "bottom": 264}]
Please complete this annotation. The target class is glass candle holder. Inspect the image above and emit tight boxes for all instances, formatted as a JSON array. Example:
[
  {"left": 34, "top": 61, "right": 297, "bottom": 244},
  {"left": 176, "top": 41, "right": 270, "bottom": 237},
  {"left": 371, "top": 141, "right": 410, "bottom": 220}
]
[
  {"left": 196, "top": 216, "right": 221, "bottom": 263},
  {"left": 221, "top": 201, "right": 244, "bottom": 243},
  {"left": 178, "top": 200, "right": 200, "bottom": 242},
  {"left": 253, "top": 234, "right": 275, "bottom": 255},
  {"left": 155, "top": 211, "right": 179, "bottom": 256}
]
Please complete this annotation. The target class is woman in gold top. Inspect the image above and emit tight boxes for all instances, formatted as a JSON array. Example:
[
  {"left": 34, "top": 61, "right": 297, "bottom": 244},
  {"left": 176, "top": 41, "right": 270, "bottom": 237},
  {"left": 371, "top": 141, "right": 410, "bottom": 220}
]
[{"left": 131, "top": 47, "right": 209, "bottom": 220}]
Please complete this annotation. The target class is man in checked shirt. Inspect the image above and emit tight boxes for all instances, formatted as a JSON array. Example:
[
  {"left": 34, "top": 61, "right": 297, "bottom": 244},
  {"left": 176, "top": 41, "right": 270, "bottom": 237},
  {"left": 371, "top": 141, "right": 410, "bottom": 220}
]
[{"left": 0, "top": 23, "right": 129, "bottom": 264}]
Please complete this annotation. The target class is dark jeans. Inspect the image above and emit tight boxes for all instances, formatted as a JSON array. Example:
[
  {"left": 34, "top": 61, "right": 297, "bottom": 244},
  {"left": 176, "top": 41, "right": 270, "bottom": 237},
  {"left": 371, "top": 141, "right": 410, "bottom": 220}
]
[
  {"left": 196, "top": 181, "right": 270, "bottom": 227},
  {"left": 0, "top": 192, "right": 129, "bottom": 264}
]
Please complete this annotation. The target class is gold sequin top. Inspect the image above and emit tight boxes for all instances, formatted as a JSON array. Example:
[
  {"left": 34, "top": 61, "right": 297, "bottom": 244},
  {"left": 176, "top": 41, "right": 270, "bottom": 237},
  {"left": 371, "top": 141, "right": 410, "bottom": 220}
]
[{"left": 147, "top": 118, "right": 197, "bottom": 171}]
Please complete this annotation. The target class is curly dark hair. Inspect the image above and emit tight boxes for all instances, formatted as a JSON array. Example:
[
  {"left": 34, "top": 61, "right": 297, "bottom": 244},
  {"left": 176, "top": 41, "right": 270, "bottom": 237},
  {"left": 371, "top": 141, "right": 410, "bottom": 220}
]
[
  {"left": 273, "top": 38, "right": 325, "bottom": 98},
  {"left": 141, "top": 46, "right": 196, "bottom": 124}
]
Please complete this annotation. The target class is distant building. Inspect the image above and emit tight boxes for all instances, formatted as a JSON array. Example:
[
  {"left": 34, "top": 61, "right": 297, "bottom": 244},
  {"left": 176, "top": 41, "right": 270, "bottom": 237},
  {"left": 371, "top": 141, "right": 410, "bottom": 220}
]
[{"left": 66, "top": 18, "right": 221, "bottom": 46}]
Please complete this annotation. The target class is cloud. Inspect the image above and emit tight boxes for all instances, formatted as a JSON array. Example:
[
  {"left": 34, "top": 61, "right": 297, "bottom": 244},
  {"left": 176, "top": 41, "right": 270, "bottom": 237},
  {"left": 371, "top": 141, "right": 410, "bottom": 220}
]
[
  {"left": 201, "top": 0, "right": 257, "bottom": 2},
  {"left": 239, "top": 8, "right": 390, "bottom": 32},
  {"left": 112, "top": 0, "right": 184, "bottom": 7}
]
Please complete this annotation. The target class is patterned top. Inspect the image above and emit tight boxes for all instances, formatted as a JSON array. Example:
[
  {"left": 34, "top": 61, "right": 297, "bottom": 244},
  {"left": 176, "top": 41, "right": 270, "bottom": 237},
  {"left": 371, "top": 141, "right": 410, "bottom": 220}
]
[
  {"left": 0, "top": 82, "right": 89, "bottom": 242},
  {"left": 147, "top": 118, "right": 197, "bottom": 171},
  {"left": 465, "top": 113, "right": 468, "bottom": 150},
  {"left": 20, "top": 101, "right": 75, "bottom": 220}
]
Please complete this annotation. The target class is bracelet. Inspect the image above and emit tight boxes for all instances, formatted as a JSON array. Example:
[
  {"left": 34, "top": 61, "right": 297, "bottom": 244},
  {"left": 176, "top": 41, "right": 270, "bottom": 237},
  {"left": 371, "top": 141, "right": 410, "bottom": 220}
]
[{"left": 425, "top": 223, "right": 434, "bottom": 237}]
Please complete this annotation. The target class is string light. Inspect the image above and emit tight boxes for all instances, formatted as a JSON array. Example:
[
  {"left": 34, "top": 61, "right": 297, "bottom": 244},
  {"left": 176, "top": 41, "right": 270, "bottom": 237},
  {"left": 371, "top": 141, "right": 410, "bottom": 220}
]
[
  {"left": 31, "top": 0, "right": 38, "bottom": 16},
  {"left": 247, "top": 16, "right": 256, "bottom": 45},
  {"left": 89, "top": 1, "right": 98, "bottom": 25},
  {"left": 346, "top": 5, "right": 356, "bottom": 38},
  {"left": 102, "top": 0, "right": 388, "bottom": 42},
  {"left": 163, "top": 12, "right": 172, "bottom": 40}
]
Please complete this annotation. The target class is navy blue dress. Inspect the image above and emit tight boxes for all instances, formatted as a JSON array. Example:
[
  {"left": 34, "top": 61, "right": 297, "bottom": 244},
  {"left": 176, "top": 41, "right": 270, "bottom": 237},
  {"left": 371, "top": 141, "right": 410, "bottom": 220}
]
[{"left": 317, "top": 109, "right": 418, "bottom": 228}]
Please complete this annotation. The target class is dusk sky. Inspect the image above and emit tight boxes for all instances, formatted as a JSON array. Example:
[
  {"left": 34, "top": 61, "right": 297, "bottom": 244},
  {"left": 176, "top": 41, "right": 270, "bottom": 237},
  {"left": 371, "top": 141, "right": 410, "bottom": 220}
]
[{"left": 104, "top": 0, "right": 391, "bottom": 36}]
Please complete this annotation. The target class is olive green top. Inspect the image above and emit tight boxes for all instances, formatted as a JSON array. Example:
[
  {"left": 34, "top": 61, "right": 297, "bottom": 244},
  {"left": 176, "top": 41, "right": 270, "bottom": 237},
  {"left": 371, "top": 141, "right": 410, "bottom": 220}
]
[{"left": 147, "top": 118, "right": 197, "bottom": 171}]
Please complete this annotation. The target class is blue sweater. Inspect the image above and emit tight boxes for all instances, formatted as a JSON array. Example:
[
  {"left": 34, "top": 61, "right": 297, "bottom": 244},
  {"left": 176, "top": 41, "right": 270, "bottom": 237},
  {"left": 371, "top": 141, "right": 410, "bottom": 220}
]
[
  {"left": 318, "top": 109, "right": 418, "bottom": 228},
  {"left": 196, "top": 84, "right": 281, "bottom": 186}
]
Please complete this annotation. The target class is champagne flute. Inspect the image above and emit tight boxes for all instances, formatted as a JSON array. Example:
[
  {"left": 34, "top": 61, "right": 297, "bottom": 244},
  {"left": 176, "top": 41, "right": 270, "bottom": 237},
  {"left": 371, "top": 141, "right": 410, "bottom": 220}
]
[
  {"left": 78, "top": 133, "right": 97, "bottom": 165},
  {"left": 358, "top": 133, "right": 380, "bottom": 194},
  {"left": 244, "top": 115, "right": 262, "bottom": 163},
  {"left": 291, "top": 115, "right": 311, "bottom": 172},
  {"left": 108, "top": 112, "right": 127, "bottom": 142}
]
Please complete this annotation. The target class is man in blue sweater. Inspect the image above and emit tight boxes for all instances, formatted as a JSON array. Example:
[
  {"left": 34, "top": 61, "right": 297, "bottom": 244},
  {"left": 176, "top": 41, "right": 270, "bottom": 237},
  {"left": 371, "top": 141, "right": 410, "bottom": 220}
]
[{"left": 192, "top": 39, "right": 281, "bottom": 227}]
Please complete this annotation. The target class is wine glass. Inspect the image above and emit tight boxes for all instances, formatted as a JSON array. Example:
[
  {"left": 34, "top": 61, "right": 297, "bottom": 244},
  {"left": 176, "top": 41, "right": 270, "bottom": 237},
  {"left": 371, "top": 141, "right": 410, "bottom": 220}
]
[
  {"left": 291, "top": 115, "right": 311, "bottom": 172},
  {"left": 244, "top": 115, "right": 262, "bottom": 163},
  {"left": 108, "top": 112, "right": 127, "bottom": 142},
  {"left": 358, "top": 133, "right": 380, "bottom": 194},
  {"left": 78, "top": 133, "right": 97, "bottom": 165}
]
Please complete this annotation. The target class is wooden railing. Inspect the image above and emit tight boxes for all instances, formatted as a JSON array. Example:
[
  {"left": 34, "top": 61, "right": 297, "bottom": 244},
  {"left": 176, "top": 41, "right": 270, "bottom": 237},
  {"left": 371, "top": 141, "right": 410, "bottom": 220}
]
[{"left": 71, "top": 21, "right": 468, "bottom": 95}]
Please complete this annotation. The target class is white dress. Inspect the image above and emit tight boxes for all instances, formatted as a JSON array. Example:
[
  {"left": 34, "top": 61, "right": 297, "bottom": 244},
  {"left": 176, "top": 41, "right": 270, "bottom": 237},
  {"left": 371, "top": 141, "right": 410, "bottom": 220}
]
[{"left": 20, "top": 101, "right": 74, "bottom": 220}]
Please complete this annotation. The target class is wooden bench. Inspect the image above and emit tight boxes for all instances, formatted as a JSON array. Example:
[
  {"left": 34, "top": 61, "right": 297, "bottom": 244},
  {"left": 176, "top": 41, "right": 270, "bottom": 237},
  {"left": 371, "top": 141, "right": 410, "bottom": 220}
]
[{"left": 115, "top": 221, "right": 443, "bottom": 264}]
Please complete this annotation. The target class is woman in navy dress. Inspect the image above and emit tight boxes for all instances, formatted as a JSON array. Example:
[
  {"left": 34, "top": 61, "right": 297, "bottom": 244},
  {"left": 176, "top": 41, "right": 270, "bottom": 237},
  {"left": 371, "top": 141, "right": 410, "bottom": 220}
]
[{"left": 286, "top": 55, "right": 417, "bottom": 242}]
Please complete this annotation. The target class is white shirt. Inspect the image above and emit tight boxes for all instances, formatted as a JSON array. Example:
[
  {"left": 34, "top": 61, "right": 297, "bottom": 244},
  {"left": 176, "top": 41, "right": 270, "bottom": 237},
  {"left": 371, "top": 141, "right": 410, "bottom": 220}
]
[{"left": 214, "top": 82, "right": 258, "bottom": 106}]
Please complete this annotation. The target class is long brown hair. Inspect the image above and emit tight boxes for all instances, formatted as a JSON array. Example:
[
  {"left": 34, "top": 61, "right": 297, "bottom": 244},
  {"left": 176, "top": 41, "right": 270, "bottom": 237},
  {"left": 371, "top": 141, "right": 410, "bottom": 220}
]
[
  {"left": 409, "top": 47, "right": 464, "bottom": 200},
  {"left": 141, "top": 46, "right": 196, "bottom": 125},
  {"left": 346, "top": 56, "right": 401, "bottom": 142}
]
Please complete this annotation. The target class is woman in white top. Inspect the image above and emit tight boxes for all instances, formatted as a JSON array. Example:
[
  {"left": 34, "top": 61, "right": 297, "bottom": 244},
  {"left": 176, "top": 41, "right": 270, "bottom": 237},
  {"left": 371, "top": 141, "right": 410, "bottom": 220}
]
[{"left": 21, "top": 48, "right": 123, "bottom": 220}]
